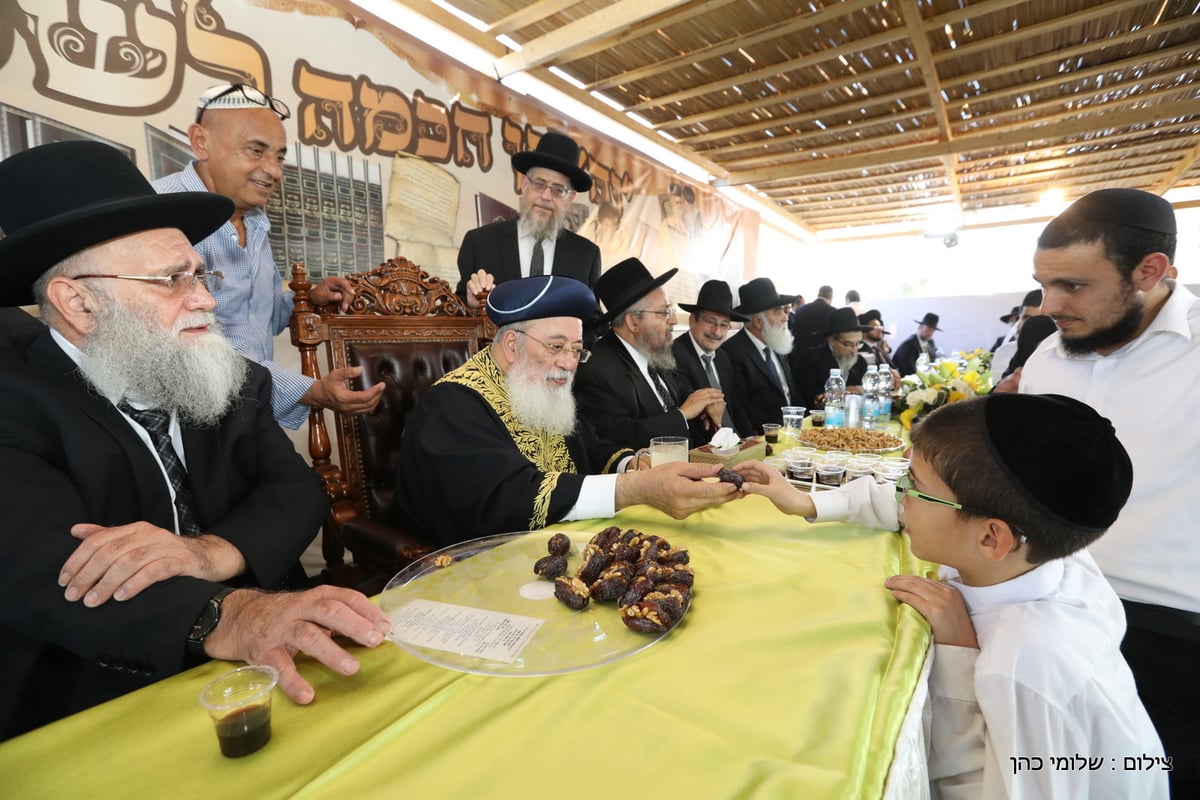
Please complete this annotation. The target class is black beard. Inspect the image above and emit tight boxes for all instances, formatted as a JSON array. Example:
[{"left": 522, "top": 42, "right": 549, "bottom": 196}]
[{"left": 1059, "top": 298, "right": 1143, "bottom": 356}]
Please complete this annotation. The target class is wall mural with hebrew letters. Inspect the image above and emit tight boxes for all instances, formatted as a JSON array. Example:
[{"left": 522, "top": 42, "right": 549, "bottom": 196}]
[{"left": 0, "top": 0, "right": 754, "bottom": 298}]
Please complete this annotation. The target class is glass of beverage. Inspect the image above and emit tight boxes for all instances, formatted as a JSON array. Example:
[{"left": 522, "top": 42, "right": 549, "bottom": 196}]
[
  {"left": 649, "top": 436, "right": 689, "bottom": 467},
  {"left": 809, "top": 410, "right": 826, "bottom": 428},
  {"left": 780, "top": 406, "right": 805, "bottom": 442},
  {"left": 762, "top": 423, "right": 782, "bottom": 445},
  {"left": 199, "top": 665, "right": 279, "bottom": 758},
  {"left": 816, "top": 464, "right": 846, "bottom": 488}
]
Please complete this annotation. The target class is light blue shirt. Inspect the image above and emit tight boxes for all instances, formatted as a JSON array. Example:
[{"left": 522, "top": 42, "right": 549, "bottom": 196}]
[{"left": 153, "top": 163, "right": 313, "bottom": 428}]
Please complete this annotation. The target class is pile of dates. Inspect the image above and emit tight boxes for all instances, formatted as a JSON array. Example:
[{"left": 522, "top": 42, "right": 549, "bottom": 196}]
[{"left": 533, "top": 527, "right": 693, "bottom": 634}]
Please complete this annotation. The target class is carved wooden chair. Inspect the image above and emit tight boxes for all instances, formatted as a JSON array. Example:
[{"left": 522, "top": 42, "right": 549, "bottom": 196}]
[{"left": 288, "top": 257, "right": 495, "bottom": 591}]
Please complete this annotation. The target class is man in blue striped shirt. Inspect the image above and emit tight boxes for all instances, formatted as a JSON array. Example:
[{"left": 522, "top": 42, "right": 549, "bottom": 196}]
[{"left": 154, "top": 84, "right": 383, "bottom": 428}]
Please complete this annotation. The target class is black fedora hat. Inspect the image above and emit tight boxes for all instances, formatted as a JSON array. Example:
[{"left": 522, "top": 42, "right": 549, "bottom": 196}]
[
  {"left": 914, "top": 312, "right": 942, "bottom": 331},
  {"left": 511, "top": 132, "right": 593, "bottom": 193},
  {"left": 593, "top": 257, "right": 677, "bottom": 325},
  {"left": 678, "top": 279, "right": 748, "bottom": 322},
  {"left": 999, "top": 305, "right": 1020, "bottom": 324},
  {"left": 858, "top": 308, "right": 885, "bottom": 327},
  {"left": 0, "top": 141, "right": 233, "bottom": 307},
  {"left": 817, "top": 307, "right": 872, "bottom": 336},
  {"left": 733, "top": 277, "right": 795, "bottom": 316}
]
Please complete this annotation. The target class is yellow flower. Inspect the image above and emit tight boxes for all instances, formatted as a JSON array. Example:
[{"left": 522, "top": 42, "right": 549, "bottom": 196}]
[{"left": 900, "top": 406, "right": 920, "bottom": 430}]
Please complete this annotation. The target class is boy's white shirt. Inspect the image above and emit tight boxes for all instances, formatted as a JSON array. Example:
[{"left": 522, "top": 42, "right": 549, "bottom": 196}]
[{"left": 810, "top": 477, "right": 1167, "bottom": 799}]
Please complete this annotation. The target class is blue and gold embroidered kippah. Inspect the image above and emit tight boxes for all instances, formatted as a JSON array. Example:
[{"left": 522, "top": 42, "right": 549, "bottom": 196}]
[{"left": 486, "top": 276, "right": 597, "bottom": 326}]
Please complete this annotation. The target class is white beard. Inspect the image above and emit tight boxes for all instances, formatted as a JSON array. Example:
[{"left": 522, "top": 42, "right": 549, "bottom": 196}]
[
  {"left": 506, "top": 358, "right": 578, "bottom": 436},
  {"left": 518, "top": 205, "right": 566, "bottom": 242},
  {"left": 757, "top": 315, "right": 793, "bottom": 355},
  {"left": 79, "top": 298, "right": 248, "bottom": 427},
  {"left": 835, "top": 351, "right": 860, "bottom": 374}
]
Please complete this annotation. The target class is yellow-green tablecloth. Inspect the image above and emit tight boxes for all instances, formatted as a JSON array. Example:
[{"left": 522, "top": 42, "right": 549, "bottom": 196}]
[{"left": 0, "top": 495, "right": 930, "bottom": 799}]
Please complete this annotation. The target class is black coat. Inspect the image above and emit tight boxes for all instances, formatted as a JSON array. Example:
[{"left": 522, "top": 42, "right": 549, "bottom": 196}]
[
  {"left": 455, "top": 217, "right": 602, "bottom": 300},
  {"left": 720, "top": 329, "right": 796, "bottom": 434},
  {"left": 0, "top": 331, "right": 326, "bottom": 740},
  {"left": 790, "top": 343, "right": 868, "bottom": 408},
  {"left": 789, "top": 299, "right": 835, "bottom": 350},
  {"left": 893, "top": 334, "right": 938, "bottom": 377},
  {"left": 670, "top": 332, "right": 753, "bottom": 438},
  {"left": 574, "top": 334, "right": 692, "bottom": 449}
]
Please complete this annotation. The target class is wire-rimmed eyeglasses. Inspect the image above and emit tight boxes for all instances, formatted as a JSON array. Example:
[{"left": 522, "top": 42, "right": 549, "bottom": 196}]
[
  {"left": 74, "top": 271, "right": 224, "bottom": 296},
  {"left": 524, "top": 177, "right": 572, "bottom": 200},
  {"left": 196, "top": 84, "right": 291, "bottom": 123},
  {"left": 514, "top": 329, "right": 591, "bottom": 363},
  {"left": 631, "top": 306, "right": 676, "bottom": 319},
  {"left": 895, "top": 471, "right": 1029, "bottom": 543}
]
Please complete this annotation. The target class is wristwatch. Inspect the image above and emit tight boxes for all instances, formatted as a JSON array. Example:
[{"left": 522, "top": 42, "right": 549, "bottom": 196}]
[{"left": 187, "top": 587, "right": 236, "bottom": 656}]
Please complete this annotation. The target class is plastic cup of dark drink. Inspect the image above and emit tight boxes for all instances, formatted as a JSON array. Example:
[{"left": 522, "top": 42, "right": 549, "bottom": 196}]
[
  {"left": 762, "top": 423, "right": 782, "bottom": 444},
  {"left": 809, "top": 410, "right": 825, "bottom": 428},
  {"left": 200, "top": 665, "right": 279, "bottom": 758}
]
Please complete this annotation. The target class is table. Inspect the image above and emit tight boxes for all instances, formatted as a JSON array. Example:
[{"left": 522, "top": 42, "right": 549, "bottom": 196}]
[{"left": 0, "top": 495, "right": 931, "bottom": 799}]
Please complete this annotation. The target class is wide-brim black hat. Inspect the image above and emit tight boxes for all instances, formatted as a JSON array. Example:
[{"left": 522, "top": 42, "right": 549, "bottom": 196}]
[
  {"left": 593, "top": 257, "right": 677, "bottom": 324},
  {"left": 816, "top": 307, "right": 872, "bottom": 336},
  {"left": 733, "top": 277, "right": 795, "bottom": 316},
  {"left": 511, "top": 132, "right": 593, "bottom": 193},
  {"left": 858, "top": 308, "right": 884, "bottom": 327},
  {"left": 914, "top": 312, "right": 942, "bottom": 331},
  {"left": 999, "top": 305, "right": 1020, "bottom": 324},
  {"left": 0, "top": 141, "right": 233, "bottom": 307},
  {"left": 678, "top": 279, "right": 748, "bottom": 322}
]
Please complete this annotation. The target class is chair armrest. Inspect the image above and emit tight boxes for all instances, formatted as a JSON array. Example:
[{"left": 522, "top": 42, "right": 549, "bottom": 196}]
[{"left": 339, "top": 516, "right": 436, "bottom": 568}]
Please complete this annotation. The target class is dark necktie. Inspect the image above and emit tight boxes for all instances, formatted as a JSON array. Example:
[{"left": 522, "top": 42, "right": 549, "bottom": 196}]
[
  {"left": 120, "top": 404, "right": 202, "bottom": 536},
  {"left": 702, "top": 354, "right": 735, "bottom": 428},
  {"left": 530, "top": 239, "right": 545, "bottom": 277},
  {"left": 649, "top": 367, "right": 676, "bottom": 412},
  {"left": 763, "top": 346, "right": 783, "bottom": 391}
]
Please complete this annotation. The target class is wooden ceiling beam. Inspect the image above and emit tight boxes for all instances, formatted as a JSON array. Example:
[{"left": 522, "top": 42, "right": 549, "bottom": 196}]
[
  {"left": 487, "top": 0, "right": 582, "bottom": 36},
  {"left": 1153, "top": 142, "right": 1200, "bottom": 194},
  {"left": 493, "top": 0, "right": 690, "bottom": 78}
]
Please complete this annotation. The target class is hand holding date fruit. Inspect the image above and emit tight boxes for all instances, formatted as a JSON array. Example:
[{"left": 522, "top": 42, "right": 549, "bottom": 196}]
[
  {"left": 733, "top": 460, "right": 817, "bottom": 518},
  {"left": 614, "top": 461, "right": 740, "bottom": 518}
]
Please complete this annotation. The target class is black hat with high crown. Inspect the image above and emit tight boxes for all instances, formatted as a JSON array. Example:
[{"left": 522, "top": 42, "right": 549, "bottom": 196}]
[
  {"left": 733, "top": 277, "right": 796, "bottom": 316},
  {"left": 678, "top": 279, "right": 748, "bottom": 322},
  {"left": 914, "top": 312, "right": 942, "bottom": 331},
  {"left": 816, "top": 307, "right": 873, "bottom": 336},
  {"left": 511, "top": 132, "right": 593, "bottom": 193},
  {"left": 0, "top": 141, "right": 233, "bottom": 307},
  {"left": 593, "top": 257, "right": 677, "bottom": 325}
]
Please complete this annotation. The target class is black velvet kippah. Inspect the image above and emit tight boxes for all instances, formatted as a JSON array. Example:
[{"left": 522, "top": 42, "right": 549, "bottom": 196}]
[
  {"left": 486, "top": 276, "right": 597, "bottom": 326},
  {"left": 982, "top": 394, "right": 1133, "bottom": 532},
  {"left": 1062, "top": 188, "right": 1176, "bottom": 235}
]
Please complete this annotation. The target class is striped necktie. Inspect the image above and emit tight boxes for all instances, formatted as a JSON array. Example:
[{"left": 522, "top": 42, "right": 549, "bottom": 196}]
[
  {"left": 530, "top": 239, "right": 545, "bottom": 276},
  {"left": 120, "top": 404, "right": 202, "bottom": 536}
]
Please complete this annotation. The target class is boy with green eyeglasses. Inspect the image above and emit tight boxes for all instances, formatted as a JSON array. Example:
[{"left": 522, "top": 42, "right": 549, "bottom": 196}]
[{"left": 735, "top": 393, "right": 1165, "bottom": 799}]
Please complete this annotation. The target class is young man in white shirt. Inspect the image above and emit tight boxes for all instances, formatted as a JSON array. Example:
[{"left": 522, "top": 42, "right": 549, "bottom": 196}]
[{"left": 734, "top": 393, "right": 1166, "bottom": 799}]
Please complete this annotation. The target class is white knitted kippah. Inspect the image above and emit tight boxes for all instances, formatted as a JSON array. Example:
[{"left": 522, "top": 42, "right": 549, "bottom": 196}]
[{"left": 196, "top": 84, "right": 264, "bottom": 112}]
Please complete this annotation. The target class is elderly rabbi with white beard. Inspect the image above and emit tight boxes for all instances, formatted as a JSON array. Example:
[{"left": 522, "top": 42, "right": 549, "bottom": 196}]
[
  {"left": 719, "top": 277, "right": 799, "bottom": 434},
  {"left": 0, "top": 141, "right": 393, "bottom": 741},
  {"left": 395, "top": 276, "right": 738, "bottom": 547}
]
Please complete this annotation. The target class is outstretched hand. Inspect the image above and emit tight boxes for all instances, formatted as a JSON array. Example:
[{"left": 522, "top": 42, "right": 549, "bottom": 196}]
[
  {"left": 615, "top": 460, "right": 740, "bottom": 518},
  {"left": 204, "top": 586, "right": 392, "bottom": 706},
  {"left": 733, "top": 460, "right": 815, "bottom": 517},
  {"left": 301, "top": 365, "right": 385, "bottom": 415},
  {"left": 310, "top": 276, "right": 357, "bottom": 313}
]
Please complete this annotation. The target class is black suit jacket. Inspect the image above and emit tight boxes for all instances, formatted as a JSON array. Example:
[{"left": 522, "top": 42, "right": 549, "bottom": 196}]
[
  {"left": 455, "top": 217, "right": 602, "bottom": 300},
  {"left": 670, "top": 332, "right": 753, "bottom": 437},
  {"left": 790, "top": 343, "right": 868, "bottom": 408},
  {"left": 0, "top": 330, "right": 326, "bottom": 740},
  {"left": 573, "top": 334, "right": 691, "bottom": 450},
  {"left": 720, "top": 329, "right": 796, "bottom": 433},
  {"left": 893, "top": 334, "right": 937, "bottom": 377},
  {"left": 789, "top": 299, "right": 834, "bottom": 350}
]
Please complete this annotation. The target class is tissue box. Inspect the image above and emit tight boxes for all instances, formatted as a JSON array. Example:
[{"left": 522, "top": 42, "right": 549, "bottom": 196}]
[{"left": 690, "top": 437, "right": 768, "bottom": 465}]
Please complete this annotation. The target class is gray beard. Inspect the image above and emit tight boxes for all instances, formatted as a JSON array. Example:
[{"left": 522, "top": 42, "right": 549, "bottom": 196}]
[
  {"left": 518, "top": 207, "right": 565, "bottom": 242},
  {"left": 835, "top": 351, "right": 859, "bottom": 374},
  {"left": 506, "top": 358, "right": 578, "bottom": 436},
  {"left": 79, "top": 299, "right": 248, "bottom": 427}
]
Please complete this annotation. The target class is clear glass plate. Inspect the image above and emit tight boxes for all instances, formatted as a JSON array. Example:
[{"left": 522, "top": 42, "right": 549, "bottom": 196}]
[{"left": 379, "top": 530, "right": 677, "bottom": 676}]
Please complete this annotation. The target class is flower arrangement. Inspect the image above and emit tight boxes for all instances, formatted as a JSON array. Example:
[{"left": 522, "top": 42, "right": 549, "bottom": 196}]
[{"left": 896, "top": 349, "right": 993, "bottom": 430}]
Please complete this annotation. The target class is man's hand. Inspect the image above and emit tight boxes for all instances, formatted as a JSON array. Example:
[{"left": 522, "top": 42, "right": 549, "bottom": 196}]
[
  {"left": 615, "top": 461, "right": 739, "bottom": 518},
  {"left": 301, "top": 365, "right": 385, "bottom": 415},
  {"left": 678, "top": 388, "right": 724, "bottom": 423},
  {"left": 310, "top": 276, "right": 356, "bottom": 313},
  {"left": 464, "top": 269, "right": 495, "bottom": 309},
  {"left": 60, "top": 522, "right": 247, "bottom": 607},
  {"left": 702, "top": 399, "right": 726, "bottom": 430},
  {"left": 883, "top": 575, "right": 979, "bottom": 648},
  {"left": 992, "top": 366, "right": 1021, "bottom": 394},
  {"left": 733, "top": 460, "right": 815, "bottom": 517},
  {"left": 203, "top": 587, "right": 392, "bottom": 706}
]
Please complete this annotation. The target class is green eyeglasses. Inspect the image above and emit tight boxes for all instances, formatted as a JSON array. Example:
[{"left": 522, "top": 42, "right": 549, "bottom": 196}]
[{"left": 895, "top": 471, "right": 1029, "bottom": 543}]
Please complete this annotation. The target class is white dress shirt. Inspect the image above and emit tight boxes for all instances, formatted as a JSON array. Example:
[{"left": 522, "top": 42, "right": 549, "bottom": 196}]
[{"left": 1021, "top": 281, "right": 1200, "bottom": 613}]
